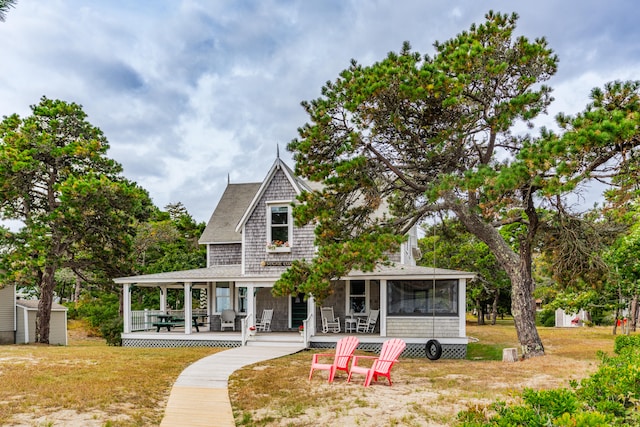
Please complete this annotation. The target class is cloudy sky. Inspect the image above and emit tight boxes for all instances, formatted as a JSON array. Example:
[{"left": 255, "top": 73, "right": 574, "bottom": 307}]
[{"left": 1, "top": 1, "right": 638, "bottom": 223}]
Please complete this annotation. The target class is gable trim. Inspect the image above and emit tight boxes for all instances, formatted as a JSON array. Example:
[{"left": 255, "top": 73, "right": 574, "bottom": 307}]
[{"left": 235, "top": 158, "right": 308, "bottom": 233}]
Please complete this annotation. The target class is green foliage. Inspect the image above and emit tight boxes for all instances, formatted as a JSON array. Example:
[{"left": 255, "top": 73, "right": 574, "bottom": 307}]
[
  {"left": 573, "top": 346, "right": 640, "bottom": 421},
  {"left": 458, "top": 340, "right": 640, "bottom": 426},
  {"left": 100, "top": 318, "right": 123, "bottom": 346},
  {"left": 536, "top": 309, "right": 556, "bottom": 327},
  {"left": 420, "top": 219, "right": 511, "bottom": 320},
  {"left": 0, "top": 97, "right": 152, "bottom": 343},
  {"left": 282, "top": 9, "right": 640, "bottom": 359},
  {"left": 0, "top": 0, "right": 17, "bottom": 22},
  {"left": 133, "top": 204, "right": 206, "bottom": 276},
  {"left": 280, "top": 12, "right": 557, "bottom": 311},
  {"left": 613, "top": 334, "right": 640, "bottom": 354},
  {"left": 74, "top": 291, "right": 120, "bottom": 331}
]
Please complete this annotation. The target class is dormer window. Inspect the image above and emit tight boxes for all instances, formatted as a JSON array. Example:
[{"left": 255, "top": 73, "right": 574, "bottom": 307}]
[{"left": 267, "top": 203, "right": 292, "bottom": 252}]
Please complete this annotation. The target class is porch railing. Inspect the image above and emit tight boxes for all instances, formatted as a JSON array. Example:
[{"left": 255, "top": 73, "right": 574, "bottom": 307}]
[
  {"left": 130, "top": 309, "right": 164, "bottom": 331},
  {"left": 130, "top": 309, "right": 209, "bottom": 331}
]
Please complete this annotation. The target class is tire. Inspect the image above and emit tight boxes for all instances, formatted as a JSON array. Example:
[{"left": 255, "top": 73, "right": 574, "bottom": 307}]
[{"left": 425, "top": 339, "right": 442, "bottom": 360}]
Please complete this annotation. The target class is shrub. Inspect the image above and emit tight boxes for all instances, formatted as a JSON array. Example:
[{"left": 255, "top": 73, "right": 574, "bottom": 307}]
[
  {"left": 100, "top": 318, "right": 123, "bottom": 346},
  {"left": 613, "top": 334, "right": 640, "bottom": 354},
  {"left": 573, "top": 346, "right": 640, "bottom": 422},
  {"left": 74, "top": 291, "right": 121, "bottom": 343},
  {"left": 458, "top": 338, "right": 640, "bottom": 426},
  {"left": 536, "top": 309, "right": 556, "bottom": 327}
]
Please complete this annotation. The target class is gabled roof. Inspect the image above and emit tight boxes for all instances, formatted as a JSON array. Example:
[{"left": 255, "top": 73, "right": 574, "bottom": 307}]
[
  {"left": 198, "top": 182, "right": 262, "bottom": 244},
  {"left": 235, "top": 157, "right": 313, "bottom": 233}
]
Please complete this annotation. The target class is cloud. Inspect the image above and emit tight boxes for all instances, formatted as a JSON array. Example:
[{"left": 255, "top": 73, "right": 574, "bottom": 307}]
[{"left": 1, "top": 0, "right": 638, "bottom": 222}]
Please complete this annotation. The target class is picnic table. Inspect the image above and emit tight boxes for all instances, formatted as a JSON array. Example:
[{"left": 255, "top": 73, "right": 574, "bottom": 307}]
[{"left": 152, "top": 314, "right": 206, "bottom": 332}]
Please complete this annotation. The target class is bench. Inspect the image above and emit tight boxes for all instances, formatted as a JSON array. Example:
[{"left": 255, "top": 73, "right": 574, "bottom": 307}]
[
  {"left": 172, "top": 317, "right": 205, "bottom": 332},
  {"left": 152, "top": 321, "right": 181, "bottom": 332}
]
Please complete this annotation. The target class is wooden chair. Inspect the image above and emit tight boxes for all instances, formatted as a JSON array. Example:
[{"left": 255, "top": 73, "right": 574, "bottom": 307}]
[
  {"left": 309, "top": 336, "right": 359, "bottom": 382},
  {"left": 348, "top": 338, "right": 406, "bottom": 387},
  {"left": 255, "top": 309, "right": 273, "bottom": 332},
  {"left": 220, "top": 309, "right": 236, "bottom": 331},
  {"left": 320, "top": 307, "right": 341, "bottom": 333},
  {"left": 356, "top": 309, "right": 379, "bottom": 333}
]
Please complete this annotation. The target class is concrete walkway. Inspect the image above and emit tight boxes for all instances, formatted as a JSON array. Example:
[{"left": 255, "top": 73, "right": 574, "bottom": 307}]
[{"left": 160, "top": 345, "right": 305, "bottom": 427}]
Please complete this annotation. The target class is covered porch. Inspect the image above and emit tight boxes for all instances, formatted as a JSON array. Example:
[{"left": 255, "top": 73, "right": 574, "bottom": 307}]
[{"left": 115, "top": 264, "right": 474, "bottom": 359}]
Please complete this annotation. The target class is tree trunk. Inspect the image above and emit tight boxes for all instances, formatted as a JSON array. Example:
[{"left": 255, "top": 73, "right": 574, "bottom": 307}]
[
  {"left": 36, "top": 265, "right": 56, "bottom": 344},
  {"left": 491, "top": 292, "right": 499, "bottom": 325},
  {"left": 476, "top": 299, "right": 485, "bottom": 325},
  {"left": 73, "top": 275, "right": 82, "bottom": 302},
  {"left": 455, "top": 206, "right": 545, "bottom": 358},
  {"left": 630, "top": 294, "right": 638, "bottom": 333},
  {"left": 510, "top": 266, "right": 544, "bottom": 358}
]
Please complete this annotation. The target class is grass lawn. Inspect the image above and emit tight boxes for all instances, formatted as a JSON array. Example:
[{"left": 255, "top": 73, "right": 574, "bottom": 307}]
[
  {"left": 0, "top": 319, "right": 618, "bottom": 426},
  {"left": 229, "top": 319, "right": 616, "bottom": 426}
]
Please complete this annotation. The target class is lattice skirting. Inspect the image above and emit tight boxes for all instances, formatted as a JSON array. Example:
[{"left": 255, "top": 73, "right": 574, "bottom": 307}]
[
  {"left": 122, "top": 338, "right": 241, "bottom": 348},
  {"left": 309, "top": 342, "right": 467, "bottom": 359}
]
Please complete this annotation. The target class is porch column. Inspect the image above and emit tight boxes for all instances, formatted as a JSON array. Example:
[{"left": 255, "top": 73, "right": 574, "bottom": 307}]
[
  {"left": 207, "top": 282, "right": 213, "bottom": 318},
  {"left": 379, "top": 280, "right": 387, "bottom": 337},
  {"left": 184, "top": 282, "right": 192, "bottom": 335},
  {"left": 247, "top": 284, "right": 256, "bottom": 327},
  {"left": 123, "top": 283, "right": 132, "bottom": 334},
  {"left": 159, "top": 285, "right": 167, "bottom": 313},
  {"left": 458, "top": 278, "right": 467, "bottom": 338},
  {"left": 308, "top": 295, "right": 316, "bottom": 335}
]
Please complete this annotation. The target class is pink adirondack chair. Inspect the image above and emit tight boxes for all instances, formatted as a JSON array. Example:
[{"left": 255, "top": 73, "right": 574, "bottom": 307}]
[
  {"left": 309, "top": 336, "right": 359, "bottom": 383},
  {"left": 347, "top": 338, "right": 406, "bottom": 387}
]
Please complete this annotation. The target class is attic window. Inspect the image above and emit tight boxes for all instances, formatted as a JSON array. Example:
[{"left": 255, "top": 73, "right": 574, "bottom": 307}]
[{"left": 267, "top": 203, "right": 291, "bottom": 252}]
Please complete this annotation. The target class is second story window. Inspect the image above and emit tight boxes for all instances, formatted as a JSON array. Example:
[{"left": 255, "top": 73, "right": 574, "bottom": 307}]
[{"left": 267, "top": 203, "right": 291, "bottom": 252}]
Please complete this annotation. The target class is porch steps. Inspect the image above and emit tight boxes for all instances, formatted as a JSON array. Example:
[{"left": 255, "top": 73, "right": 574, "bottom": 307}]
[{"left": 246, "top": 332, "right": 307, "bottom": 347}]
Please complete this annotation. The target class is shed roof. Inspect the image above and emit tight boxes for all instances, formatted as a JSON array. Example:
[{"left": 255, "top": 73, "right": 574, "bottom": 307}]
[{"left": 16, "top": 299, "right": 68, "bottom": 311}]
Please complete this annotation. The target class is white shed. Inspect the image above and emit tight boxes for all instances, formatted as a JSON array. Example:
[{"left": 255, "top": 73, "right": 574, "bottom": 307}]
[
  {"left": 555, "top": 308, "right": 588, "bottom": 327},
  {"left": 15, "top": 299, "right": 68, "bottom": 345}
]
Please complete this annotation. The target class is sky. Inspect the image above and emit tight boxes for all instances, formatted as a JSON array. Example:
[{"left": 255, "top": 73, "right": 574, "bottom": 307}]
[{"left": 1, "top": 1, "right": 639, "bottom": 223}]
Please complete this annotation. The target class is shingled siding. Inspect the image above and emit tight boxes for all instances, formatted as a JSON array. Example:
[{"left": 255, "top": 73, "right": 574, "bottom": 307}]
[
  {"left": 386, "top": 317, "right": 460, "bottom": 338},
  {"left": 255, "top": 287, "right": 291, "bottom": 330},
  {"left": 244, "top": 170, "right": 316, "bottom": 275},
  {"left": 312, "top": 280, "right": 381, "bottom": 333},
  {"left": 208, "top": 243, "right": 242, "bottom": 266}
]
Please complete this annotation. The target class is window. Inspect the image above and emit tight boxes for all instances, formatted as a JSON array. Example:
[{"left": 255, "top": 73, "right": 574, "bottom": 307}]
[
  {"left": 348, "top": 280, "right": 367, "bottom": 314},
  {"left": 267, "top": 203, "right": 291, "bottom": 252},
  {"left": 215, "top": 282, "right": 231, "bottom": 312},
  {"left": 387, "top": 280, "right": 458, "bottom": 316}
]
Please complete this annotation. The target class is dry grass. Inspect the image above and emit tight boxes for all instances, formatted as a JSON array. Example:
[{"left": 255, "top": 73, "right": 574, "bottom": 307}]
[
  {"left": 0, "top": 320, "right": 222, "bottom": 426},
  {"left": 229, "top": 321, "right": 617, "bottom": 427},
  {"left": 0, "top": 319, "right": 617, "bottom": 426}
]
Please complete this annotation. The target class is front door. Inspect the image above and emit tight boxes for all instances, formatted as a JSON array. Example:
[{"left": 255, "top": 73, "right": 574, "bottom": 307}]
[{"left": 291, "top": 293, "right": 307, "bottom": 329}]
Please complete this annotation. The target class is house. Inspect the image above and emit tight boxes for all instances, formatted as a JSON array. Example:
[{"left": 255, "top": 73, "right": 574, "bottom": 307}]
[
  {"left": 115, "top": 157, "right": 475, "bottom": 358},
  {"left": 0, "top": 284, "right": 68, "bottom": 345}
]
